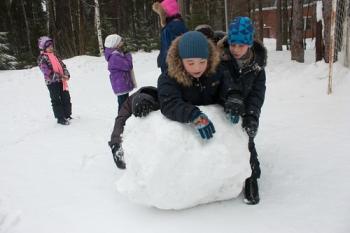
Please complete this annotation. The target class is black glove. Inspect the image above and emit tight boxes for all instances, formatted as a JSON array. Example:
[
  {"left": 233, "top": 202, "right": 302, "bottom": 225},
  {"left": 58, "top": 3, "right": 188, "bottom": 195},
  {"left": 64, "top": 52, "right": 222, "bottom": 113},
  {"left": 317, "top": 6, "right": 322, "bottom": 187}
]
[
  {"left": 224, "top": 95, "right": 245, "bottom": 116},
  {"left": 109, "top": 143, "right": 126, "bottom": 169},
  {"left": 110, "top": 143, "right": 120, "bottom": 154},
  {"left": 243, "top": 115, "right": 259, "bottom": 138},
  {"left": 133, "top": 99, "right": 152, "bottom": 117}
]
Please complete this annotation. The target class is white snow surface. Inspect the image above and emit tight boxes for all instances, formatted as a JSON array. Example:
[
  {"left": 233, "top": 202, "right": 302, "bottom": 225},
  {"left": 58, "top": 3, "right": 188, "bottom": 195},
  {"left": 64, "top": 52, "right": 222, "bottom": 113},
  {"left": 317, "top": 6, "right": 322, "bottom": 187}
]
[
  {"left": 118, "top": 108, "right": 250, "bottom": 209},
  {"left": 0, "top": 39, "right": 350, "bottom": 233}
]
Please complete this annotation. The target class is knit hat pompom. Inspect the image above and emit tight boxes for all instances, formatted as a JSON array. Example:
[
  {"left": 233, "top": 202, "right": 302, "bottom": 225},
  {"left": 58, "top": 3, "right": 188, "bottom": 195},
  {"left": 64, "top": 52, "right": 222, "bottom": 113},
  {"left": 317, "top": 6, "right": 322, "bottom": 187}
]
[
  {"left": 178, "top": 31, "right": 209, "bottom": 59},
  {"left": 104, "top": 34, "right": 122, "bottom": 49},
  {"left": 228, "top": 16, "right": 255, "bottom": 46}
]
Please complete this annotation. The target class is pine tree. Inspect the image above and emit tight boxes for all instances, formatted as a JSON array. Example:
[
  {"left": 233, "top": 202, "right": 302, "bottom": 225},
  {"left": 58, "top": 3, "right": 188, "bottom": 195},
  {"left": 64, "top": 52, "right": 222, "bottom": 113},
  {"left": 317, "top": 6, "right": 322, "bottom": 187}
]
[{"left": 0, "top": 32, "right": 16, "bottom": 70}]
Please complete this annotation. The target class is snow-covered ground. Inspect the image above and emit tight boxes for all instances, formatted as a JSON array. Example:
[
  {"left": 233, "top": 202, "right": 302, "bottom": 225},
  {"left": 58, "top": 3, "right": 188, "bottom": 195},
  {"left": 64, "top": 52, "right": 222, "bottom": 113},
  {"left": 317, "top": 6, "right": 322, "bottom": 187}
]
[{"left": 0, "top": 39, "right": 349, "bottom": 233}]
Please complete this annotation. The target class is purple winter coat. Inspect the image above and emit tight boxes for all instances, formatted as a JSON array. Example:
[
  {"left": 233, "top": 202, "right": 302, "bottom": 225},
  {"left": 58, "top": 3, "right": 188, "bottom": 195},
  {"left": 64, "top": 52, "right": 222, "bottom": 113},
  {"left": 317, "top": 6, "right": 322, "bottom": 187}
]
[
  {"left": 37, "top": 52, "right": 70, "bottom": 85},
  {"left": 104, "top": 48, "right": 135, "bottom": 95}
]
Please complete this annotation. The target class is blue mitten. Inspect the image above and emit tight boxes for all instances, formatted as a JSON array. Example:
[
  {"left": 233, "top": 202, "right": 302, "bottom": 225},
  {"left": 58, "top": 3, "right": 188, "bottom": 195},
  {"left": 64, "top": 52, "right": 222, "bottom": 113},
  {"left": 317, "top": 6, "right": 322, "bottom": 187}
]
[{"left": 192, "top": 112, "right": 216, "bottom": 140}]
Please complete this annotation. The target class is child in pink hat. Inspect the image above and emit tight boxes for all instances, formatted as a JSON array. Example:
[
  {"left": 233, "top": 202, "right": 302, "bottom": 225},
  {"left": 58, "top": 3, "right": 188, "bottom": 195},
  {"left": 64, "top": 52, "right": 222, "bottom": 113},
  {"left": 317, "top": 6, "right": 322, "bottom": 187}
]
[{"left": 152, "top": 0, "right": 187, "bottom": 73}]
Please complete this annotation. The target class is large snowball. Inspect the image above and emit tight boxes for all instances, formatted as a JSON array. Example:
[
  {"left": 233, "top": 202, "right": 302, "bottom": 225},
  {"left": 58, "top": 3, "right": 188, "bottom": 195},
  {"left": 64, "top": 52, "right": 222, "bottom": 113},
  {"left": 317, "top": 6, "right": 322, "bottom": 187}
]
[{"left": 117, "top": 105, "right": 251, "bottom": 210}]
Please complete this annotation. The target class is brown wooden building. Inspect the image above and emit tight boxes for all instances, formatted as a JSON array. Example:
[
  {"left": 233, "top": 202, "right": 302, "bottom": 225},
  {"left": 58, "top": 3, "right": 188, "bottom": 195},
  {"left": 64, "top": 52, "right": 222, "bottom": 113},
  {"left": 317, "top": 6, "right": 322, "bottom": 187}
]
[{"left": 253, "top": 1, "right": 318, "bottom": 39}]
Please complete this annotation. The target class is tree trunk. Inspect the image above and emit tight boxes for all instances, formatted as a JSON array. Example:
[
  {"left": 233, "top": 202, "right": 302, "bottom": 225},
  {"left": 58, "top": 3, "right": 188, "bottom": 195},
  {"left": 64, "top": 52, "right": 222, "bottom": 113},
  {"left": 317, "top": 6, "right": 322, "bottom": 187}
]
[
  {"left": 94, "top": 0, "right": 103, "bottom": 55},
  {"left": 291, "top": 0, "right": 304, "bottom": 62},
  {"left": 77, "top": 0, "right": 85, "bottom": 55},
  {"left": 21, "top": 0, "right": 33, "bottom": 57},
  {"left": 315, "top": 20, "right": 323, "bottom": 61},
  {"left": 68, "top": 0, "right": 77, "bottom": 54},
  {"left": 178, "top": 0, "right": 185, "bottom": 17},
  {"left": 282, "top": 0, "right": 289, "bottom": 49},
  {"left": 276, "top": 0, "right": 283, "bottom": 50},
  {"left": 47, "top": 0, "right": 57, "bottom": 37},
  {"left": 322, "top": 0, "right": 332, "bottom": 63},
  {"left": 132, "top": 0, "right": 136, "bottom": 37},
  {"left": 345, "top": 2, "right": 350, "bottom": 67}
]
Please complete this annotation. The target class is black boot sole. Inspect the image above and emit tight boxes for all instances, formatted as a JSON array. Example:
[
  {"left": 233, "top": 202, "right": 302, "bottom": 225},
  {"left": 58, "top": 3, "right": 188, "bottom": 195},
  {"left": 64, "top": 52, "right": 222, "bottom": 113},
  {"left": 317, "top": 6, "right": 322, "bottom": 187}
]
[{"left": 243, "top": 177, "right": 260, "bottom": 205}]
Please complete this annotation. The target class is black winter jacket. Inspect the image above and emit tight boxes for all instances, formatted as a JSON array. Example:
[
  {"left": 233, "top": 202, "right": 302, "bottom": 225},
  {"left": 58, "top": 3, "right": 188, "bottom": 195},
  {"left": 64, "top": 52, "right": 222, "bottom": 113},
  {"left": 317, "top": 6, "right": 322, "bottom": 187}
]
[
  {"left": 157, "top": 35, "right": 230, "bottom": 123},
  {"left": 219, "top": 40, "right": 267, "bottom": 120},
  {"left": 157, "top": 71, "right": 225, "bottom": 123}
]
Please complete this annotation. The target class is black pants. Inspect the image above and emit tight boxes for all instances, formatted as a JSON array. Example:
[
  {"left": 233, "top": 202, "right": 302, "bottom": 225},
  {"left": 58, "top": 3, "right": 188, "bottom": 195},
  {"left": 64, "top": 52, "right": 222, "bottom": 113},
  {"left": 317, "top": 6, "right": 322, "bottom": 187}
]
[
  {"left": 47, "top": 82, "right": 72, "bottom": 119},
  {"left": 117, "top": 93, "right": 129, "bottom": 111},
  {"left": 248, "top": 137, "right": 261, "bottom": 179}
]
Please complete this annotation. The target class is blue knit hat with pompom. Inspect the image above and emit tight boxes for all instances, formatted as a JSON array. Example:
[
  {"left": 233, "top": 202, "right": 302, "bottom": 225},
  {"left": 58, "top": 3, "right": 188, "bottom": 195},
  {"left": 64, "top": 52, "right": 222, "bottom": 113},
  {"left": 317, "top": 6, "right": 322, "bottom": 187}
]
[{"left": 228, "top": 16, "right": 255, "bottom": 46}]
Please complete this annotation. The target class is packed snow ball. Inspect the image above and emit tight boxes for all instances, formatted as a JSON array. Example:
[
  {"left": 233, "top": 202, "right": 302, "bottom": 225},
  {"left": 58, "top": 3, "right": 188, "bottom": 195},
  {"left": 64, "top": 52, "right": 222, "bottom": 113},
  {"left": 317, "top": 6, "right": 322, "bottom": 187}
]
[{"left": 116, "top": 105, "right": 251, "bottom": 210}]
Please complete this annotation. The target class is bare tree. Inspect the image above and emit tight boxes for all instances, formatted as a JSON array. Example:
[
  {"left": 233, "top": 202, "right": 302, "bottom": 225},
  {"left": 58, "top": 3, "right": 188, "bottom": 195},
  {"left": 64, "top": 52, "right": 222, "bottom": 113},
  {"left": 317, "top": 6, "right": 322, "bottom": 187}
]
[
  {"left": 276, "top": 0, "right": 283, "bottom": 50},
  {"left": 94, "top": 0, "right": 103, "bottom": 55},
  {"left": 20, "top": 0, "right": 33, "bottom": 56},
  {"left": 68, "top": 0, "right": 77, "bottom": 54},
  {"left": 291, "top": 0, "right": 304, "bottom": 62},
  {"left": 315, "top": 20, "right": 323, "bottom": 61},
  {"left": 282, "top": 0, "right": 290, "bottom": 49},
  {"left": 322, "top": 0, "right": 332, "bottom": 63},
  {"left": 77, "top": 0, "right": 85, "bottom": 54}
]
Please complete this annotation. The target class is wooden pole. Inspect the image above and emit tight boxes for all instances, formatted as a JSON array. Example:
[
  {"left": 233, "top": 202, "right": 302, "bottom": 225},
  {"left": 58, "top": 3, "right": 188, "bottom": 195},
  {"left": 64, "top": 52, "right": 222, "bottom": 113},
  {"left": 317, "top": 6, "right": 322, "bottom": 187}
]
[{"left": 328, "top": 0, "right": 337, "bottom": 94}]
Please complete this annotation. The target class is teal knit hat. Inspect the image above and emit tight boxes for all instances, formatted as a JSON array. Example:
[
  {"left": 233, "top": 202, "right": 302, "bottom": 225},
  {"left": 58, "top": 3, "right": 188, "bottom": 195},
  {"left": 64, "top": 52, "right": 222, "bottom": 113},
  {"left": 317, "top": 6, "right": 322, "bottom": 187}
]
[
  {"left": 228, "top": 16, "right": 255, "bottom": 46},
  {"left": 178, "top": 31, "right": 209, "bottom": 59}
]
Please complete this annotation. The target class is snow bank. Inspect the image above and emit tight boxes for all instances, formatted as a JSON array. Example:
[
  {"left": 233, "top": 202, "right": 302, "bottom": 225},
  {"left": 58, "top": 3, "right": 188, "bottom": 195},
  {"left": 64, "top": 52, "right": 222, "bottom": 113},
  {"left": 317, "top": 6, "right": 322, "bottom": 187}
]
[{"left": 117, "top": 105, "right": 251, "bottom": 209}]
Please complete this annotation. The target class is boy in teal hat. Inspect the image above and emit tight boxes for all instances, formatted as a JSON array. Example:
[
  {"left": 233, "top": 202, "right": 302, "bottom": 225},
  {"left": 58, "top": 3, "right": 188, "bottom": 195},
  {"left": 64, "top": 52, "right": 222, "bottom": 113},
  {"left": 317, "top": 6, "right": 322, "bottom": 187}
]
[{"left": 219, "top": 16, "right": 267, "bottom": 204}]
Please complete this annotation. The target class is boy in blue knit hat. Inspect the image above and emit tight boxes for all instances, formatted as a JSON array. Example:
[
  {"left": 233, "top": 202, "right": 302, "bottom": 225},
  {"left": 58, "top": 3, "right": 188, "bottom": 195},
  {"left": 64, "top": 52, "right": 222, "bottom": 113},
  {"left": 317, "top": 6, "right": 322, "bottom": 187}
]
[
  {"left": 158, "top": 31, "right": 230, "bottom": 140},
  {"left": 219, "top": 16, "right": 267, "bottom": 205}
]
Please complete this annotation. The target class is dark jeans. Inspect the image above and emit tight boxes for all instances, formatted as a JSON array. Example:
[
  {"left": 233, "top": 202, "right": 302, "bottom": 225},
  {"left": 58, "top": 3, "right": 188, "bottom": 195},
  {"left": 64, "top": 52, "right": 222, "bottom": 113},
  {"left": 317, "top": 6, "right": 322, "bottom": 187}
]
[
  {"left": 117, "top": 93, "right": 129, "bottom": 111},
  {"left": 47, "top": 82, "right": 72, "bottom": 119},
  {"left": 248, "top": 137, "right": 261, "bottom": 179}
]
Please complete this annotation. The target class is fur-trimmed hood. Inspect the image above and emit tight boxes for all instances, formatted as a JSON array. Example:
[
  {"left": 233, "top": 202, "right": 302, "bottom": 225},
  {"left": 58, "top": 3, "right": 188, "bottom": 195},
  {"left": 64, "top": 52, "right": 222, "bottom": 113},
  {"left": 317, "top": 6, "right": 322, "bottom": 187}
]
[
  {"left": 165, "top": 36, "right": 221, "bottom": 87},
  {"left": 217, "top": 36, "right": 267, "bottom": 68},
  {"left": 152, "top": 1, "right": 183, "bottom": 28},
  {"left": 152, "top": 2, "right": 167, "bottom": 27}
]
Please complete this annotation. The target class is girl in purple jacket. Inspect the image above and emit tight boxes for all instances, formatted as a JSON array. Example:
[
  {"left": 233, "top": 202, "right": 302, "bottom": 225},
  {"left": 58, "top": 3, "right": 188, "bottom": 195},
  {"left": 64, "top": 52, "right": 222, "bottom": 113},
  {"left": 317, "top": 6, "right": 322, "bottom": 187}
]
[
  {"left": 37, "top": 36, "right": 72, "bottom": 125},
  {"left": 104, "top": 34, "right": 136, "bottom": 111}
]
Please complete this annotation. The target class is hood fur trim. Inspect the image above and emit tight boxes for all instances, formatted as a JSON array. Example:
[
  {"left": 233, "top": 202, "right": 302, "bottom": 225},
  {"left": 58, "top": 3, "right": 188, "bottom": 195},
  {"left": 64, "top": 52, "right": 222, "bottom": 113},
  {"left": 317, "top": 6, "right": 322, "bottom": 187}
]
[
  {"left": 152, "top": 2, "right": 166, "bottom": 28},
  {"left": 217, "top": 37, "right": 267, "bottom": 67},
  {"left": 166, "top": 36, "right": 221, "bottom": 87}
]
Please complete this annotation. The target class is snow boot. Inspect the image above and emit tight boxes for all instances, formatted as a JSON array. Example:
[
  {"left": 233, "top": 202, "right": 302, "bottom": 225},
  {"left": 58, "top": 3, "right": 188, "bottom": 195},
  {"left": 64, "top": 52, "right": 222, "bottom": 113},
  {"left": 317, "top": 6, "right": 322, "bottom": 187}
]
[
  {"left": 57, "top": 118, "right": 70, "bottom": 125},
  {"left": 112, "top": 146, "right": 126, "bottom": 169},
  {"left": 243, "top": 177, "right": 260, "bottom": 205}
]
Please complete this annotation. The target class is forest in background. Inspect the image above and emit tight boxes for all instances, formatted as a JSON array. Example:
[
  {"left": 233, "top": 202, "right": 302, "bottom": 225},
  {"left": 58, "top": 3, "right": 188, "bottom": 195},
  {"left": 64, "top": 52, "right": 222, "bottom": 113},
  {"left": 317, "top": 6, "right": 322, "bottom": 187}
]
[{"left": 0, "top": 0, "right": 344, "bottom": 69}]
